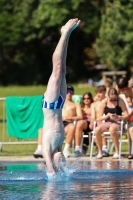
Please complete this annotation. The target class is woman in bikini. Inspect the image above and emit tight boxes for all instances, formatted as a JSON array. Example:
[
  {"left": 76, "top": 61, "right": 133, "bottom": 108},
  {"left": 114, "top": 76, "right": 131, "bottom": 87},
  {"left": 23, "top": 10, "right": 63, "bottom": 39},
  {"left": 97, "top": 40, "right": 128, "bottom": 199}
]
[
  {"left": 74, "top": 92, "right": 93, "bottom": 156},
  {"left": 95, "top": 88, "right": 129, "bottom": 159}
]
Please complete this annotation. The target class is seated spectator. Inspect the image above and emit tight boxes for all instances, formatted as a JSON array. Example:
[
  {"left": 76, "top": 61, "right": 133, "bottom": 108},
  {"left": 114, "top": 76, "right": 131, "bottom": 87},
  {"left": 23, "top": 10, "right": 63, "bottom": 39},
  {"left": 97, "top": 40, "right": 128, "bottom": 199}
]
[
  {"left": 95, "top": 88, "right": 129, "bottom": 159},
  {"left": 74, "top": 92, "right": 94, "bottom": 156},
  {"left": 91, "top": 85, "right": 109, "bottom": 156},
  {"left": 117, "top": 77, "right": 133, "bottom": 159},
  {"left": 94, "top": 78, "right": 112, "bottom": 101},
  {"left": 62, "top": 85, "right": 83, "bottom": 158}
]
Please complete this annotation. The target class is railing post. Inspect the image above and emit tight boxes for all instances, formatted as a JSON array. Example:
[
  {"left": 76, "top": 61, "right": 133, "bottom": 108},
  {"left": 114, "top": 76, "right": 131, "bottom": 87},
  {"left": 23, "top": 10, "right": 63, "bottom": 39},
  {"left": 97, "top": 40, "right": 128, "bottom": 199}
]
[{"left": 0, "top": 143, "right": 2, "bottom": 151}]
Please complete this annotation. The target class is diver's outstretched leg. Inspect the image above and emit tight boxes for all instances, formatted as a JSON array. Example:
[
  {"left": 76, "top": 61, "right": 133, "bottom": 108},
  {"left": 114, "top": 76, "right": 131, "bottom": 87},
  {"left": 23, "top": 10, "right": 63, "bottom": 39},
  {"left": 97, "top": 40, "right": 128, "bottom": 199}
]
[{"left": 44, "top": 19, "right": 80, "bottom": 102}]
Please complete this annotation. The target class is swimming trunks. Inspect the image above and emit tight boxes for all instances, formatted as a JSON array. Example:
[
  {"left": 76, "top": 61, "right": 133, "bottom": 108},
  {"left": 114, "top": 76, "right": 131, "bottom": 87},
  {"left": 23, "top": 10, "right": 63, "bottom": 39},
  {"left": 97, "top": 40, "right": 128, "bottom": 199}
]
[
  {"left": 63, "top": 121, "right": 71, "bottom": 127},
  {"left": 84, "top": 121, "right": 92, "bottom": 132},
  {"left": 42, "top": 95, "right": 65, "bottom": 109}
]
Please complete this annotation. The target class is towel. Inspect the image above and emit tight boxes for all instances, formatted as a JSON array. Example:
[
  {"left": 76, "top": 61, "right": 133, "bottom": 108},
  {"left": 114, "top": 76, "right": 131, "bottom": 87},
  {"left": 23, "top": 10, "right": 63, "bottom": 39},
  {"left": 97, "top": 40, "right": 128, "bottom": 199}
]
[{"left": 6, "top": 96, "right": 44, "bottom": 139}]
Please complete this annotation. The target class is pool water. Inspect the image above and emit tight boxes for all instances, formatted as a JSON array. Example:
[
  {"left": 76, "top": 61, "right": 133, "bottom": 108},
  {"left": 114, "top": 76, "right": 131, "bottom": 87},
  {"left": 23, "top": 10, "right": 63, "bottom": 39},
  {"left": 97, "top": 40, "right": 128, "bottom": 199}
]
[{"left": 0, "top": 160, "right": 133, "bottom": 199}]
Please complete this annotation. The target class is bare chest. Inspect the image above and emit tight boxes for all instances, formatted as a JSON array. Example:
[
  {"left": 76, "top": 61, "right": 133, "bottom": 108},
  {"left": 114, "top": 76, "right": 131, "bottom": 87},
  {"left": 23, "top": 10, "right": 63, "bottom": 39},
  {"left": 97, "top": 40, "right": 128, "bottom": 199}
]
[{"left": 62, "top": 103, "right": 76, "bottom": 116}]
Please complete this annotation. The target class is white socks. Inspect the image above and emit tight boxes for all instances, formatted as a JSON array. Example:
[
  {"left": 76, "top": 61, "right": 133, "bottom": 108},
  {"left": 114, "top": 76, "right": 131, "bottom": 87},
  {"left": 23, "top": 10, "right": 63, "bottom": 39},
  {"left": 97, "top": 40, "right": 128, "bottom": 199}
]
[
  {"left": 63, "top": 143, "right": 70, "bottom": 152},
  {"left": 38, "top": 145, "right": 42, "bottom": 151},
  {"left": 75, "top": 146, "right": 81, "bottom": 152},
  {"left": 102, "top": 145, "right": 108, "bottom": 153}
]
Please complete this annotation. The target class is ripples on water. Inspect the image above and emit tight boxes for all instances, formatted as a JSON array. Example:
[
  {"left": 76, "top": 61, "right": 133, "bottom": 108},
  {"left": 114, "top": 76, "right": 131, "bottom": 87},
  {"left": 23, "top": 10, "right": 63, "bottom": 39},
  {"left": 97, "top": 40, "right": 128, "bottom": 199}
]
[{"left": 0, "top": 160, "right": 133, "bottom": 199}]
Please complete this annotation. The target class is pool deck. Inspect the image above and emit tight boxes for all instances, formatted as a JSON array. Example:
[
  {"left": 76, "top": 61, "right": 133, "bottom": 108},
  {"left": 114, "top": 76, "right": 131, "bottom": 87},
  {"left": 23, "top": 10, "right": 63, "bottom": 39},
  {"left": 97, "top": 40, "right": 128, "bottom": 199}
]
[{"left": 0, "top": 155, "right": 131, "bottom": 165}]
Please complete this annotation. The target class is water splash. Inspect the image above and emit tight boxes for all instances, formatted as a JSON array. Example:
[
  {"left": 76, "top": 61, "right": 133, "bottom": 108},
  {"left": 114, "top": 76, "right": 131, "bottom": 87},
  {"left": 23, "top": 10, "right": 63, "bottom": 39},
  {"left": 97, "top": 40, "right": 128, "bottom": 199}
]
[{"left": 46, "top": 158, "right": 81, "bottom": 182}]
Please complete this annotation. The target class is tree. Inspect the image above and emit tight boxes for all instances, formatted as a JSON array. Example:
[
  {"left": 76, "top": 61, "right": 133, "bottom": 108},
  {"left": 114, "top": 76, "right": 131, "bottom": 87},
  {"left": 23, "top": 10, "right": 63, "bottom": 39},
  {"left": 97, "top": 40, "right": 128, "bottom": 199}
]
[
  {"left": 96, "top": 0, "right": 133, "bottom": 72},
  {"left": 0, "top": 0, "right": 103, "bottom": 85}
]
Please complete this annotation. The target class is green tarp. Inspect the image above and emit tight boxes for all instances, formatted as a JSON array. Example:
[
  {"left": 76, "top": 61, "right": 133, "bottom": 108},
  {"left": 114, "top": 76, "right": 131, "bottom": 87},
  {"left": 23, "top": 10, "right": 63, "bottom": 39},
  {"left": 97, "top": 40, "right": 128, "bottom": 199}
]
[{"left": 6, "top": 96, "right": 44, "bottom": 139}]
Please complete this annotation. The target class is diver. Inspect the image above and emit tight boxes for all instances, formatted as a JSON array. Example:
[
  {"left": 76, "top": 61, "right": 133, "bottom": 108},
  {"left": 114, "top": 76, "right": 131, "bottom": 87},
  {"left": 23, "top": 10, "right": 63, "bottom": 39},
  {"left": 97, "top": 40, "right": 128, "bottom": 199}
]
[{"left": 42, "top": 18, "right": 81, "bottom": 179}]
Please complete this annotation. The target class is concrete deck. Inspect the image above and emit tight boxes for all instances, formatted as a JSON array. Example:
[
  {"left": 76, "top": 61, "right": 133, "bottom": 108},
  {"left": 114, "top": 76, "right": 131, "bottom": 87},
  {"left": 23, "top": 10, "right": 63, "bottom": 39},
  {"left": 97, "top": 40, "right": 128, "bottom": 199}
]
[{"left": 0, "top": 155, "right": 130, "bottom": 164}]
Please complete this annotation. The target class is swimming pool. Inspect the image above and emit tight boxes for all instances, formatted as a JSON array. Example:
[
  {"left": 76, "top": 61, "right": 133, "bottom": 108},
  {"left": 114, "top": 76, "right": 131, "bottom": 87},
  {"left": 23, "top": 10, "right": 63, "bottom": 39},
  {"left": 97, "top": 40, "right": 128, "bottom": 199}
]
[{"left": 0, "top": 160, "right": 133, "bottom": 199}]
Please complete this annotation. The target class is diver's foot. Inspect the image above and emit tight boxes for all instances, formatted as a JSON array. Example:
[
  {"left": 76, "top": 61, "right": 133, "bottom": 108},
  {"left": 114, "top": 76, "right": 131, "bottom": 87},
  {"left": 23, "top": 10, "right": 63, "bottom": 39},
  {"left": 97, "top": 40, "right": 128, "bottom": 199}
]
[
  {"left": 33, "top": 149, "right": 43, "bottom": 158},
  {"left": 61, "top": 18, "right": 80, "bottom": 35}
]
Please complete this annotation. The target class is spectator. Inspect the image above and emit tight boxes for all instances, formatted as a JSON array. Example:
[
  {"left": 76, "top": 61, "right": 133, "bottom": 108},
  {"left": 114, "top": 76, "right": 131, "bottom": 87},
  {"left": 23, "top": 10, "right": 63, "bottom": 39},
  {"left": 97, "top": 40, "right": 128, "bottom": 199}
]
[
  {"left": 91, "top": 85, "right": 109, "bottom": 157},
  {"left": 117, "top": 77, "right": 133, "bottom": 159},
  {"left": 95, "top": 88, "right": 128, "bottom": 159},
  {"left": 63, "top": 85, "right": 83, "bottom": 158},
  {"left": 73, "top": 92, "right": 93, "bottom": 156},
  {"left": 94, "top": 78, "right": 112, "bottom": 101}
]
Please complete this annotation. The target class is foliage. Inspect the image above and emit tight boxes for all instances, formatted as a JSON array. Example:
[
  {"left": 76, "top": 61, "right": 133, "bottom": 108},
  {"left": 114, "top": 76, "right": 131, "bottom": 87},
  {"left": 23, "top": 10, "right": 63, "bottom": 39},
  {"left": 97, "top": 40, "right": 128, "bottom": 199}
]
[
  {"left": 96, "top": 0, "right": 133, "bottom": 71},
  {"left": 0, "top": 0, "right": 102, "bottom": 85},
  {"left": 1, "top": 0, "right": 133, "bottom": 85}
]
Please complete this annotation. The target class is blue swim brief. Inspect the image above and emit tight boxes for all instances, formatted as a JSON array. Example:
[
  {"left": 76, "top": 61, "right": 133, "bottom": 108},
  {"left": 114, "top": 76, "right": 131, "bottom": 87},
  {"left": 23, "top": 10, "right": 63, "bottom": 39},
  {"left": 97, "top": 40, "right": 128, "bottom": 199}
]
[{"left": 42, "top": 95, "right": 65, "bottom": 109}]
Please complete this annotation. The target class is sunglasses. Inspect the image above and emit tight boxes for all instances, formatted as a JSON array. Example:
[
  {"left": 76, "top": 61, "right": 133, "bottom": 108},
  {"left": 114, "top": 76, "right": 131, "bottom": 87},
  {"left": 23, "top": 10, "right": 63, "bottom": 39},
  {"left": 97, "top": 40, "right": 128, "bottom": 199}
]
[
  {"left": 83, "top": 97, "right": 91, "bottom": 100},
  {"left": 67, "top": 90, "right": 74, "bottom": 94},
  {"left": 109, "top": 98, "right": 118, "bottom": 102}
]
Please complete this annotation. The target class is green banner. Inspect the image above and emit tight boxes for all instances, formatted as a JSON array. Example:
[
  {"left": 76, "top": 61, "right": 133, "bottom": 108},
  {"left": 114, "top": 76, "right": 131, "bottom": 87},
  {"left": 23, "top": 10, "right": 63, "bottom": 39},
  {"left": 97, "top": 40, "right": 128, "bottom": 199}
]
[{"left": 6, "top": 96, "right": 44, "bottom": 139}]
